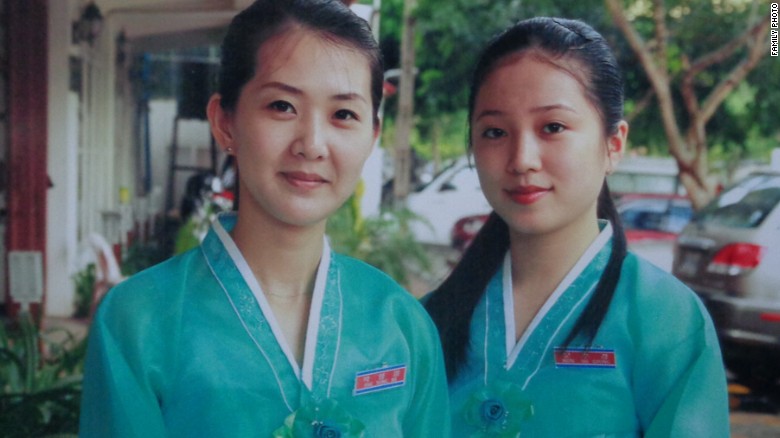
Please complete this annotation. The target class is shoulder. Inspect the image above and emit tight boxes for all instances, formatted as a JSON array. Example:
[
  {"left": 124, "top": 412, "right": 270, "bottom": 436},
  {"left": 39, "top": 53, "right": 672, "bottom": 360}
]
[
  {"left": 616, "top": 252, "right": 714, "bottom": 341},
  {"left": 330, "top": 252, "right": 409, "bottom": 297},
  {"left": 614, "top": 257, "right": 728, "bottom": 434},
  {"left": 620, "top": 252, "right": 700, "bottom": 306},
  {"left": 331, "top": 252, "right": 433, "bottom": 324},
  {"left": 96, "top": 248, "right": 203, "bottom": 323}
]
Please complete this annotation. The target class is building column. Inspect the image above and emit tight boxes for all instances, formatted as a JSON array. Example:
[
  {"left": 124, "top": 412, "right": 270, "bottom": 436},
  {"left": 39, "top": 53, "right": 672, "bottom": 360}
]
[{"left": 6, "top": 0, "right": 49, "bottom": 318}]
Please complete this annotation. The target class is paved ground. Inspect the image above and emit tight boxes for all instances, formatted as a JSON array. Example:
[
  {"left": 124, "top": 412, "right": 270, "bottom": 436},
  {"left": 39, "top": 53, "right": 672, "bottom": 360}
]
[
  {"left": 731, "top": 411, "right": 780, "bottom": 437},
  {"left": 729, "top": 380, "right": 780, "bottom": 437}
]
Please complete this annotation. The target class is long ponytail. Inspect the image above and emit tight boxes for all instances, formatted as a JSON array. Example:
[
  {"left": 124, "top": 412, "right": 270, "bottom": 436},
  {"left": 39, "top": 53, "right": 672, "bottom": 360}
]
[
  {"left": 425, "top": 184, "right": 626, "bottom": 381},
  {"left": 561, "top": 182, "right": 627, "bottom": 347},
  {"left": 424, "top": 212, "right": 508, "bottom": 380}
]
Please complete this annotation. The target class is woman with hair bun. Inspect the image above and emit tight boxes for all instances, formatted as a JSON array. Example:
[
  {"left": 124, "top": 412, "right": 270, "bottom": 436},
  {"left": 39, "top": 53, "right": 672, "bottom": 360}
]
[{"left": 80, "top": 1, "right": 449, "bottom": 436}]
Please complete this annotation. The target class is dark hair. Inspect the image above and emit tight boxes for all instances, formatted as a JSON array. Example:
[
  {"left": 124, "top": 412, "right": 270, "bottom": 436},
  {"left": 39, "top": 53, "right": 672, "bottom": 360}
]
[
  {"left": 217, "top": 0, "right": 384, "bottom": 125},
  {"left": 425, "top": 17, "right": 628, "bottom": 381}
]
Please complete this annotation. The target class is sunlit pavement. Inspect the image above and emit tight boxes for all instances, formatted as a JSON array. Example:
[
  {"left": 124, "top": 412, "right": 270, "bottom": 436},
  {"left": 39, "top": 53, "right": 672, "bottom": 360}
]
[
  {"left": 729, "top": 380, "right": 780, "bottom": 437},
  {"left": 731, "top": 412, "right": 780, "bottom": 437}
]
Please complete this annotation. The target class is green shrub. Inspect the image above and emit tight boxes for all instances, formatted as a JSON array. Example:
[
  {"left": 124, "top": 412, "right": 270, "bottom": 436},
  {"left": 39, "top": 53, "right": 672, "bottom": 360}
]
[
  {"left": 327, "top": 184, "right": 431, "bottom": 288},
  {"left": 0, "top": 313, "right": 85, "bottom": 437},
  {"left": 71, "top": 264, "right": 96, "bottom": 319},
  {"left": 121, "top": 241, "right": 169, "bottom": 276}
]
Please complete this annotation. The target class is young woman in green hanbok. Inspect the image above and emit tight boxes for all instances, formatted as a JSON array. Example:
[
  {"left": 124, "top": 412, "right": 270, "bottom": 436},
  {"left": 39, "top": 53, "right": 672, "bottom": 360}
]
[
  {"left": 424, "top": 17, "right": 729, "bottom": 437},
  {"left": 80, "top": 1, "right": 449, "bottom": 436}
]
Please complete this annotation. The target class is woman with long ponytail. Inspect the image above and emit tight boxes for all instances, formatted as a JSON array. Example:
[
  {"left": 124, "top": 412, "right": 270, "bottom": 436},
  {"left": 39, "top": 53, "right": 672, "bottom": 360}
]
[{"left": 424, "top": 17, "right": 728, "bottom": 437}]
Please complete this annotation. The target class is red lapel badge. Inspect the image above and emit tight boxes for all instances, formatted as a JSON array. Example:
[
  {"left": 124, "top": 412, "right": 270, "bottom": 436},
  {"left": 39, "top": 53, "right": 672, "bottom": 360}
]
[
  {"left": 554, "top": 347, "right": 616, "bottom": 369},
  {"left": 353, "top": 364, "right": 407, "bottom": 395}
]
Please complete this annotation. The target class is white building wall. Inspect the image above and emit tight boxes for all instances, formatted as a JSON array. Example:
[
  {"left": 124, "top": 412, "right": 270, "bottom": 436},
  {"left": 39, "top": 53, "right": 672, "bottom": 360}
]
[
  {"left": 148, "top": 99, "right": 214, "bottom": 214},
  {"left": 79, "top": 16, "right": 121, "bottom": 244},
  {"left": 361, "top": 147, "right": 383, "bottom": 218},
  {"left": 150, "top": 100, "right": 178, "bottom": 214},
  {"left": 45, "top": 0, "right": 79, "bottom": 317},
  {"left": 45, "top": 3, "right": 128, "bottom": 317},
  {"left": 113, "top": 53, "right": 137, "bottom": 246}
]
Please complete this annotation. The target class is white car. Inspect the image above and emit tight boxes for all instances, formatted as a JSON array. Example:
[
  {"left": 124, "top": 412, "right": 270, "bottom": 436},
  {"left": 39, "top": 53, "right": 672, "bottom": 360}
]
[
  {"left": 673, "top": 171, "right": 780, "bottom": 381},
  {"left": 407, "top": 157, "right": 492, "bottom": 246}
]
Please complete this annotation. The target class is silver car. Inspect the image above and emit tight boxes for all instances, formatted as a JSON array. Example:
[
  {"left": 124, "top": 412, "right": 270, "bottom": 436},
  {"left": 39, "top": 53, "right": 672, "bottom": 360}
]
[{"left": 672, "top": 171, "right": 780, "bottom": 381}]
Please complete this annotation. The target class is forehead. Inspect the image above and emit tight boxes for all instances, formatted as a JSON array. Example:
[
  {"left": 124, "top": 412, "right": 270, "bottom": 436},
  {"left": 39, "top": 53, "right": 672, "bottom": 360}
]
[
  {"left": 254, "top": 28, "right": 369, "bottom": 81},
  {"left": 505, "top": 49, "right": 589, "bottom": 79},
  {"left": 475, "top": 51, "right": 594, "bottom": 109}
]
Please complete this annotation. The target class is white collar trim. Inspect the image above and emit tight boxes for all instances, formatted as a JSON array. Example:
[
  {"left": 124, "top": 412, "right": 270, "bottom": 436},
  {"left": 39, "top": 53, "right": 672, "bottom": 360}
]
[
  {"left": 213, "top": 219, "right": 331, "bottom": 389},
  {"left": 504, "top": 222, "right": 613, "bottom": 369}
]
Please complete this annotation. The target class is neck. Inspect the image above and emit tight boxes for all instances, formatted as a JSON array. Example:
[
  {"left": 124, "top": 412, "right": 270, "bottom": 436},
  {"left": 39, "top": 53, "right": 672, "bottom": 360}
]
[
  {"left": 509, "top": 216, "right": 601, "bottom": 301},
  {"left": 231, "top": 211, "right": 326, "bottom": 299}
]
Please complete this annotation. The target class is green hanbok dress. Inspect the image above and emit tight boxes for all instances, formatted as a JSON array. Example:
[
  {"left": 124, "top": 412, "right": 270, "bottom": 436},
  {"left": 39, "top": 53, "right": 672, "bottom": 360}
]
[
  {"left": 80, "top": 214, "right": 450, "bottom": 437},
  {"left": 448, "top": 223, "right": 729, "bottom": 437}
]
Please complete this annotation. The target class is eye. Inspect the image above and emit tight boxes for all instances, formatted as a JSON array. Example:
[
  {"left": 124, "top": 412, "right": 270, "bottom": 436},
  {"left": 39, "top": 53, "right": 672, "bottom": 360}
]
[
  {"left": 481, "top": 128, "right": 506, "bottom": 139},
  {"left": 542, "top": 122, "right": 565, "bottom": 134},
  {"left": 269, "top": 100, "right": 295, "bottom": 113},
  {"left": 334, "top": 109, "right": 359, "bottom": 121}
]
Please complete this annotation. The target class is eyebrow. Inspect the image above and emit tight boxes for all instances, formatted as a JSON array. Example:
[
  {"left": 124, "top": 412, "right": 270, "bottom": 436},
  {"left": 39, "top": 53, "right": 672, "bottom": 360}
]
[
  {"left": 332, "top": 92, "right": 370, "bottom": 105},
  {"left": 531, "top": 103, "right": 578, "bottom": 114},
  {"left": 259, "top": 81, "right": 369, "bottom": 105},
  {"left": 474, "top": 103, "right": 578, "bottom": 121}
]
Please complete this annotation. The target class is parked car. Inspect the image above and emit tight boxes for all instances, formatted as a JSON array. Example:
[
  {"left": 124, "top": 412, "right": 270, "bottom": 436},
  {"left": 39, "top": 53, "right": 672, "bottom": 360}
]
[
  {"left": 449, "top": 194, "right": 693, "bottom": 260},
  {"left": 451, "top": 213, "right": 490, "bottom": 252},
  {"left": 672, "top": 171, "right": 780, "bottom": 381},
  {"left": 618, "top": 194, "right": 693, "bottom": 272},
  {"left": 407, "top": 157, "right": 491, "bottom": 246}
]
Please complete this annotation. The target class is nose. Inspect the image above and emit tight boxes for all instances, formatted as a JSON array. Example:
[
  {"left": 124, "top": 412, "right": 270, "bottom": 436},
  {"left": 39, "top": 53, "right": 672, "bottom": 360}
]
[
  {"left": 292, "top": 113, "right": 329, "bottom": 160},
  {"left": 506, "top": 132, "right": 541, "bottom": 174}
]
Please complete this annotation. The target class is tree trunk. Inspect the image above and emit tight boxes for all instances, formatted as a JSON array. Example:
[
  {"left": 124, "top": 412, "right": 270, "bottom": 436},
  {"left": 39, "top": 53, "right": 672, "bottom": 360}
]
[
  {"left": 393, "top": 0, "right": 416, "bottom": 205},
  {"left": 604, "top": 0, "right": 769, "bottom": 210}
]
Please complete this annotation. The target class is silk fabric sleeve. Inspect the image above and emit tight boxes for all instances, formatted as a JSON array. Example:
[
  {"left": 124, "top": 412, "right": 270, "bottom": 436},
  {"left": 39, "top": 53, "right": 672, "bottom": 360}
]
[
  {"left": 402, "top": 311, "right": 452, "bottom": 437},
  {"left": 79, "top": 307, "right": 168, "bottom": 438},
  {"left": 640, "top": 320, "right": 729, "bottom": 437},
  {"left": 626, "top": 261, "right": 730, "bottom": 438}
]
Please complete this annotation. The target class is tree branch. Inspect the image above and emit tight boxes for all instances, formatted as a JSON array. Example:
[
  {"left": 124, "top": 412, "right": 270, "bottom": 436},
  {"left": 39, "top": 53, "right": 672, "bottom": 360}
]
[
  {"left": 688, "top": 20, "right": 767, "bottom": 78},
  {"left": 652, "top": 0, "right": 667, "bottom": 72},
  {"left": 604, "top": 0, "right": 687, "bottom": 161},
  {"left": 625, "top": 87, "right": 655, "bottom": 123},
  {"left": 699, "top": 19, "right": 769, "bottom": 124},
  {"left": 679, "top": 21, "right": 765, "bottom": 126},
  {"left": 680, "top": 55, "right": 700, "bottom": 117}
]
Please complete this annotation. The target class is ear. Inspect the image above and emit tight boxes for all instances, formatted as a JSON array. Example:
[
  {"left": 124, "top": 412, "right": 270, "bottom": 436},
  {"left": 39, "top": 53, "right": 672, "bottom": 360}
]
[
  {"left": 207, "top": 94, "right": 235, "bottom": 154},
  {"left": 605, "top": 120, "right": 628, "bottom": 175}
]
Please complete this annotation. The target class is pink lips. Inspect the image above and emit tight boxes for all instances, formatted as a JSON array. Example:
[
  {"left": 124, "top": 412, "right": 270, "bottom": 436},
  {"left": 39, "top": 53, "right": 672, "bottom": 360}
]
[
  {"left": 505, "top": 185, "right": 549, "bottom": 205},
  {"left": 282, "top": 171, "right": 328, "bottom": 189}
]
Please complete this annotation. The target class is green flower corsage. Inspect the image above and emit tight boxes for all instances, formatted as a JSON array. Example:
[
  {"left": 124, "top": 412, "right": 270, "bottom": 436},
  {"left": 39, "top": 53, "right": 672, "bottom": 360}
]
[
  {"left": 462, "top": 380, "right": 534, "bottom": 437},
  {"left": 272, "top": 398, "right": 365, "bottom": 438}
]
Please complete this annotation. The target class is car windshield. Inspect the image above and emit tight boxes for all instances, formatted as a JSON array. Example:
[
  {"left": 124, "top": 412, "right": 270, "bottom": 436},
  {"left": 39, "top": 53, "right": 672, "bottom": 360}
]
[{"left": 693, "top": 174, "right": 780, "bottom": 228}]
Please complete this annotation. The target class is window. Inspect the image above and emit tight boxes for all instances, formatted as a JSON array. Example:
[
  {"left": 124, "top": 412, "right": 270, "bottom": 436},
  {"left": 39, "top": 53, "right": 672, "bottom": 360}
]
[{"left": 694, "top": 174, "right": 780, "bottom": 228}]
